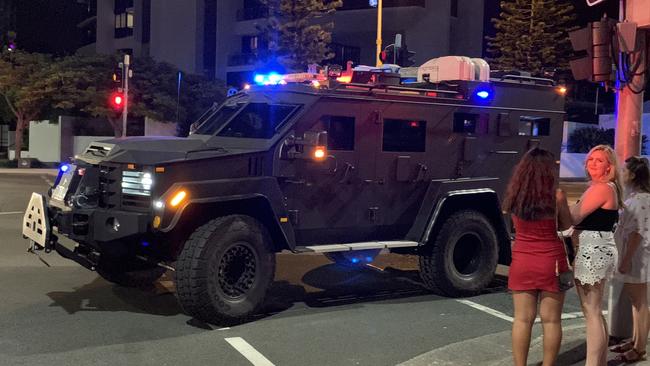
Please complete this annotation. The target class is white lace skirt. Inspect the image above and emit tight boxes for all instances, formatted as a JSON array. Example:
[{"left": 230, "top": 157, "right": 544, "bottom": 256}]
[{"left": 574, "top": 230, "right": 618, "bottom": 286}]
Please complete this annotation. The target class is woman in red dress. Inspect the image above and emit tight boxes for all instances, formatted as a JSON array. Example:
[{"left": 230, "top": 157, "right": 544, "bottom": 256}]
[{"left": 502, "top": 148, "right": 573, "bottom": 366}]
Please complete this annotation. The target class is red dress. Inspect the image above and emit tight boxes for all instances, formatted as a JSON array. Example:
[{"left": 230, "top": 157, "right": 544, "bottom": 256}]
[{"left": 508, "top": 215, "right": 569, "bottom": 293}]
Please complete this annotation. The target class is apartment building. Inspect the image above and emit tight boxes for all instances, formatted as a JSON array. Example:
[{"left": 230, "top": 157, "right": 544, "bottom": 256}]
[{"left": 81, "top": 0, "right": 485, "bottom": 87}]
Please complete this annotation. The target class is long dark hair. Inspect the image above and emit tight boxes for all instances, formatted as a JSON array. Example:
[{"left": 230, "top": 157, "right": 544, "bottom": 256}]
[
  {"left": 624, "top": 156, "right": 650, "bottom": 193},
  {"left": 503, "top": 148, "right": 557, "bottom": 220}
]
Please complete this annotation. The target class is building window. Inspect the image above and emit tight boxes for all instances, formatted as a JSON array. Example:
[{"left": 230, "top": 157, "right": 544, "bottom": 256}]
[
  {"left": 242, "top": 35, "right": 267, "bottom": 54},
  {"left": 382, "top": 119, "right": 426, "bottom": 152},
  {"left": 114, "top": 0, "right": 134, "bottom": 39},
  {"left": 324, "top": 116, "right": 355, "bottom": 151},
  {"left": 518, "top": 116, "right": 550, "bottom": 136},
  {"left": 329, "top": 43, "right": 361, "bottom": 67}
]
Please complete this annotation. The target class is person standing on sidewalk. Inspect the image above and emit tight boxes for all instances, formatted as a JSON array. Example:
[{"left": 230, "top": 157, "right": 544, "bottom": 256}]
[
  {"left": 571, "top": 145, "right": 622, "bottom": 366},
  {"left": 503, "top": 148, "right": 572, "bottom": 366},
  {"left": 610, "top": 156, "right": 650, "bottom": 363}
]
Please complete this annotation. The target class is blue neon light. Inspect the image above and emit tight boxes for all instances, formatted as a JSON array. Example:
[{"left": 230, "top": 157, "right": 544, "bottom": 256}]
[{"left": 60, "top": 164, "right": 70, "bottom": 173}]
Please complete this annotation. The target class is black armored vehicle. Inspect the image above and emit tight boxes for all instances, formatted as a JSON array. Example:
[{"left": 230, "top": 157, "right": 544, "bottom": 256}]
[{"left": 23, "top": 57, "right": 566, "bottom": 324}]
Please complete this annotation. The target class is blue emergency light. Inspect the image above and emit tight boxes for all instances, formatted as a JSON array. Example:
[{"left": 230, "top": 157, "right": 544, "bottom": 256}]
[
  {"left": 476, "top": 90, "right": 490, "bottom": 99},
  {"left": 60, "top": 164, "right": 70, "bottom": 173},
  {"left": 253, "top": 72, "right": 283, "bottom": 85}
]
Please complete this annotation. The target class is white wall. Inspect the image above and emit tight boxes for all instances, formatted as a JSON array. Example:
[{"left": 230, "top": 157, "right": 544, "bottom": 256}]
[
  {"left": 144, "top": 118, "right": 176, "bottom": 136},
  {"left": 27, "top": 120, "right": 61, "bottom": 163}
]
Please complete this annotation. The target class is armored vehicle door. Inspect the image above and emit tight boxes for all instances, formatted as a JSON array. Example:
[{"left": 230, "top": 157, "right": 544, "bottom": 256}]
[
  {"left": 275, "top": 99, "right": 379, "bottom": 245},
  {"left": 368, "top": 102, "right": 434, "bottom": 239}
]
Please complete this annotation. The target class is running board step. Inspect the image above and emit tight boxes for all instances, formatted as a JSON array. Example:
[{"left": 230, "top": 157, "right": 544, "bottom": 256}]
[{"left": 295, "top": 241, "right": 419, "bottom": 253}]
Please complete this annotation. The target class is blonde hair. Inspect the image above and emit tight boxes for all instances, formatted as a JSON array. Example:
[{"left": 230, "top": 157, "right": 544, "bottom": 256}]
[{"left": 584, "top": 144, "right": 624, "bottom": 207}]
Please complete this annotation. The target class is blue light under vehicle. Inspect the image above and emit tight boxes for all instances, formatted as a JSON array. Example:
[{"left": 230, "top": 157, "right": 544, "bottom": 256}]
[
  {"left": 351, "top": 257, "right": 360, "bottom": 264},
  {"left": 60, "top": 164, "right": 70, "bottom": 173},
  {"left": 476, "top": 90, "right": 490, "bottom": 99}
]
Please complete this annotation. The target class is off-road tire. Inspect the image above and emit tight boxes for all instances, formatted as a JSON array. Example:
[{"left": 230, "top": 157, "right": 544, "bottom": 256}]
[
  {"left": 324, "top": 249, "right": 381, "bottom": 267},
  {"left": 175, "top": 215, "right": 275, "bottom": 325},
  {"left": 419, "top": 210, "right": 498, "bottom": 297},
  {"left": 96, "top": 258, "right": 166, "bottom": 288}
]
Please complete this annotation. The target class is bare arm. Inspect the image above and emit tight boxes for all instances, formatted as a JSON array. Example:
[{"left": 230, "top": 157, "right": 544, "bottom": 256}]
[
  {"left": 570, "top": 183, "right": 614, "bottom": 225},
  {"left": 619, "top": 232, "right": 642, "bottom": 274},
  {"left": 556, "top": 188, "right": 572, "bottom": 231}
]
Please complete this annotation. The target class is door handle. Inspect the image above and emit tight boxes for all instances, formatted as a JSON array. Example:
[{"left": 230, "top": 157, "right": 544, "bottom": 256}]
[{"left": 339, "top": 163, "right": 355, "bottom": 184}]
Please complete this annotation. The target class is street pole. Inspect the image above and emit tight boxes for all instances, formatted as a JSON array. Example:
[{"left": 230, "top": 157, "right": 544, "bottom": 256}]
[
  {"left": 608, "top": 0, "right": 647, "bottom": 341},
  {"left": 375, "top": 0, "right": 383, "bottom": 67},
  {"left": 122, "top": 54, "right": 130, "bottom": 138}
]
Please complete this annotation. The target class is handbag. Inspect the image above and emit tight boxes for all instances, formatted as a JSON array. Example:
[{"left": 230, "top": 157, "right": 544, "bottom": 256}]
[{"left": 556, "top": 211, "right": 575, "bottom": 291}]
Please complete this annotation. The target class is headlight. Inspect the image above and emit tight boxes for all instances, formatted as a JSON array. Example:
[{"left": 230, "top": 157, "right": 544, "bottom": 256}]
[{"left": 121, "top": 171, "right": 153, "bottom": 196}]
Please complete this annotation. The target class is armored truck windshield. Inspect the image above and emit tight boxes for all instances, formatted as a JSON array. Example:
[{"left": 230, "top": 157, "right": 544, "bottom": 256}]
[{"left": 194, "top": 99, "right": 300, "bottom": 139}]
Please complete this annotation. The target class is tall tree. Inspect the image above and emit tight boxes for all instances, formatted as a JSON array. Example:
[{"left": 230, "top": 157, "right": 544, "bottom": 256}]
[
  {"left": 0, "top": 50, "right": 62, "bottom": 160},
  {"left": 486, "top": 0, "right": 576, "bottom": 76},
  {"left": 259, "top": 0, "right": 342, "bottom": 72}
]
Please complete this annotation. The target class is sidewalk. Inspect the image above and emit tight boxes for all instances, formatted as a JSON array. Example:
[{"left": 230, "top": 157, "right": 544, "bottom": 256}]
[
  {"left": 0, "top": 168, "right": 58, "bottom": 176},
  {"left": 398, "top": 322, "right": 650, "bottom": 365}
]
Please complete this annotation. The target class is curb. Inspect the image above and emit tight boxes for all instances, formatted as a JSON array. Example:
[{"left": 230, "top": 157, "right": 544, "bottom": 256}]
[{"left": 0, "top": 168, "right": 58, "bottom": 176}]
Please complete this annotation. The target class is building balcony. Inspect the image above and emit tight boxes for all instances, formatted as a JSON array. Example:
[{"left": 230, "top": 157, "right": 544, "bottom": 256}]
[
  {"left": 236, "top": 6, "right": 269, "bottom": 21},
  {"left": 339, "top": 0, "right": 425, "bottom": 11},
  {"left": 228, "top": 53, "right": 259, "bottom": 67}
]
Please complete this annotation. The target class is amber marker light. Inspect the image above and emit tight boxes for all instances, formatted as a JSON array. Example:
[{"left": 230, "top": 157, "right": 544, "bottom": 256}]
[
  {"left": 170, "top": 190, "right": 187, "bottom": 207},
  {"left": 336, "top": 75, "right": 352, "bottom": 83},
  {"left": 557, "top": 86, "right": 567, "bottom": 95},
  {"left": 313, "top": 146, "right": 326, "bottom": 160}
]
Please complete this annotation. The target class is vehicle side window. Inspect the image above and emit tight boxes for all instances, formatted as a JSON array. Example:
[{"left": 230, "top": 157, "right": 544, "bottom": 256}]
[
  {"left": 518, "top": 115, "right": 550, "bottom": 136},
  {"left": 324, "top": 116, "right": 355, "bottom": 151},
  {"left": 382, "top": 119, "right": 426, "bottom": 152},
  {"left": 217, "top": 103, "right": 298, "bottom": 139},
  {"left": 453, "top": 112, "right": 489, "bottom": 134}
]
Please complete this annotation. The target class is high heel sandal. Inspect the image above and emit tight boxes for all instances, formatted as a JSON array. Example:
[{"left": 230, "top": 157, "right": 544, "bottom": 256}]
[
  {"left": 610, "top": 340, "right": 634, "bottom": 353},
  {"left": 618, "top": 348, "right": 647, "bottom": 363}
]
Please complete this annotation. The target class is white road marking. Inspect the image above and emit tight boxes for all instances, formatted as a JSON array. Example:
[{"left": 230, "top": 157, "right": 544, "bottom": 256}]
[
  {"left": 456, "top": 299, "right": 514, "bottom": 322},
  {"left": 225, "top": 337, "right": 275, "bottom": 366},
  {"left": 41, "top": 175, "right": 54, "bottom": 186},
  {"left": 458, "top": 299, "right": 595, "bottom": 324},
  {"left": 0, "top": 211, "right": 23, "bottom": 216}
]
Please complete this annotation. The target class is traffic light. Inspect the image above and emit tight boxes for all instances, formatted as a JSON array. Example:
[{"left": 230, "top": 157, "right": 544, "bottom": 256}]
[
  {"left": 569, "top": 18, "right": 615, "bottom": 82},
  {"left": 398, "top": 45, "right": 416, "bottom": 67},
  {"left": 110, "top": 92, "right": 124, "bottom": 111},
  {"left": 380, "top": 47, "right": 395, "bottom": 64},
  {"left": 112, "top": 62, "right": 124, "bottom": 87}
]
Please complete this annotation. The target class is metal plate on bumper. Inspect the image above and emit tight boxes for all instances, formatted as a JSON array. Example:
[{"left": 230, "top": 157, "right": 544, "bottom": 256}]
[
  {"left": 51, "top": 164, "right": 76, "bottom": 202},
  {"left": 23, "top": 193, "right": 50, "bottom": 248}
]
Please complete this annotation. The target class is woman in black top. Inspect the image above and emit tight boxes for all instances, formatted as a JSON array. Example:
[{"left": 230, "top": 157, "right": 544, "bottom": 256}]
[{"left": 571, "top": 145, "right": 622, "bottom": 366}]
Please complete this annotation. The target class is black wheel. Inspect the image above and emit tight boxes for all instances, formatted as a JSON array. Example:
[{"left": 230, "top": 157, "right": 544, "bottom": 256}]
[
  {"left": 419, "top": 210, "right": 498, "bottom": 297},
  {"left": 324, "top": 249, "right": 381, "bottom": 267},
  {"left": 175, "top": 215, "right": 275, "bottom": 324},
  {"left": 96, "top": 257, "right": 166, "bottom": 288}
]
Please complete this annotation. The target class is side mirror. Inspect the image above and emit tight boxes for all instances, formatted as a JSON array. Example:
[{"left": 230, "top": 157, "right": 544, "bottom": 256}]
[{"left": 281, "top": 130, "right": 328, "bottom": 162}]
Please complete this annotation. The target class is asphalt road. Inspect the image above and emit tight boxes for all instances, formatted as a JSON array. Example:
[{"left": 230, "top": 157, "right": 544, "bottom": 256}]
[{"left": 0, "top": 173, "right": 618, "bottom": 366}]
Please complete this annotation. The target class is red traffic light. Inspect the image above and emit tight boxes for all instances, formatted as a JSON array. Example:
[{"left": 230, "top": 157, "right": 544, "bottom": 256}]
[{"left": 110, "top": 92, "right": 124, "bottom": 110}]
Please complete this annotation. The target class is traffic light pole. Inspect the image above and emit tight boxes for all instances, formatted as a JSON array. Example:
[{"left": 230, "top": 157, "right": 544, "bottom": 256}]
[
  {"left": 614, "top": 33, "right": 646, "bottom": 162},
  {"left": 122, "top": 54, "right": 130, "bottom": 138},
  {"left": 375, "top": 0, "right": 383, "bottom": 67},
  {"left": 608, "top": 0, "right": 647, "bottom": 341}
]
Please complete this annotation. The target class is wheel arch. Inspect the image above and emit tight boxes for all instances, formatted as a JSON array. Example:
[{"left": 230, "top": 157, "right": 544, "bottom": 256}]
[
  {"left": 422, "top": 189, "right": 511, "bottom": 265},
  {"left": 163, "top": 196, "right": 293, "bottom": 258}
]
